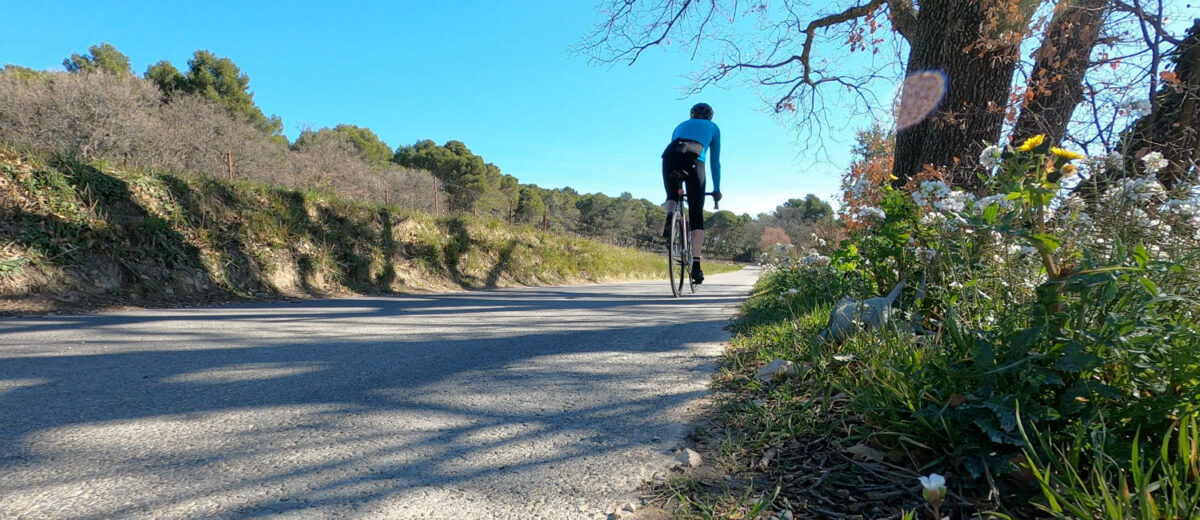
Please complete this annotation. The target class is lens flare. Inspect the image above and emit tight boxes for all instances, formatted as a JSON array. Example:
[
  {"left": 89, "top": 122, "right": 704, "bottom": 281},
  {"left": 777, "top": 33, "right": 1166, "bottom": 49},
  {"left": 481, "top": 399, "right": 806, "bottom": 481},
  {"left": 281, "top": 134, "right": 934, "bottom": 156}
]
[{"left": 894, "top": 71, "right": 947, "bottom": 130}]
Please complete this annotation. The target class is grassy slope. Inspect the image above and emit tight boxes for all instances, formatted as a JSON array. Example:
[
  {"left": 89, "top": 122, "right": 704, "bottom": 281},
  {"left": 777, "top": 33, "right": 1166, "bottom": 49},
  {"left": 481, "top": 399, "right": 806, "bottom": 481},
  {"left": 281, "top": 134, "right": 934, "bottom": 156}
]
[{"left": 0, "top": 150, "right": 738, "bottom": 313}]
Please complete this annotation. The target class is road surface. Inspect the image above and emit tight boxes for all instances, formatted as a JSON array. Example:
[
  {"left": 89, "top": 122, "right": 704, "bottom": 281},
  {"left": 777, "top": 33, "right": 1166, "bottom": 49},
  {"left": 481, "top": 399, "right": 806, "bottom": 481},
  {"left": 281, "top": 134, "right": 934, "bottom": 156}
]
[{"left": 0, "top": 267, "right": 759, "bottom": 519}]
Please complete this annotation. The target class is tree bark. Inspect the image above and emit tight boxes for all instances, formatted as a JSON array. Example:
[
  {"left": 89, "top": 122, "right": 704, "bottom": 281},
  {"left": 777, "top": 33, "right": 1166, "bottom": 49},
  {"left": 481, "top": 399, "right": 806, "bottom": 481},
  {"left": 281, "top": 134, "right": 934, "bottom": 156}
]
[
  {"left": 1127, "top": 19, "right": 1200, "bottom": 189},
  {"left": 1011, "top": 0, "right": 1110, "bottom": 146},
  {"left": 1077, "top": 19, "right": 1199, "bottom": 197},
  {"left": 892, "top": 0, "right": 1024, "bottom": 191}
]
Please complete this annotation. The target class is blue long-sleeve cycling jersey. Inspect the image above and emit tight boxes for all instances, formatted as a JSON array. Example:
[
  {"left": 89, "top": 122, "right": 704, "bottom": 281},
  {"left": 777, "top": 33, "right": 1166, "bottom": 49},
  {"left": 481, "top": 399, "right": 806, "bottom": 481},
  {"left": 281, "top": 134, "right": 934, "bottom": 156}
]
[{"left": 671, "top": 118, "right": 721, "bottom": 192}]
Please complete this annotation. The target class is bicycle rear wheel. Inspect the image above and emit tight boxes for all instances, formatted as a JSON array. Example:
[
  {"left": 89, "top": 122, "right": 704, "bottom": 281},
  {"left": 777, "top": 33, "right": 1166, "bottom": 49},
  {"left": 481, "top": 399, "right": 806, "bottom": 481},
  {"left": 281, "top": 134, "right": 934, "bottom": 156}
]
[{"left": 668, "top": 213, "right": 687, "bottom": 297}]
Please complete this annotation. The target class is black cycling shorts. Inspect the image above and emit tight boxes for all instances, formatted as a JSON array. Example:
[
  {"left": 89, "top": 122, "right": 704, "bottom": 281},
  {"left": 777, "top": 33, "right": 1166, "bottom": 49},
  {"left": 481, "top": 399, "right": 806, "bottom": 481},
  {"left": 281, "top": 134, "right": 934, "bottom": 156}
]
[{"left": 661, "top": 138, "right": 707, "bottom": 230}]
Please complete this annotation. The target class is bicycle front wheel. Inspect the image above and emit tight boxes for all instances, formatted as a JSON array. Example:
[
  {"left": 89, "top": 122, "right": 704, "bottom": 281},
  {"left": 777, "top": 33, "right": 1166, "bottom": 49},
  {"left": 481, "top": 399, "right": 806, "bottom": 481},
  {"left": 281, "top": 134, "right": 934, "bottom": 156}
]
[{"left": 668, "top": 214, "right": 687, "bottom": 297}]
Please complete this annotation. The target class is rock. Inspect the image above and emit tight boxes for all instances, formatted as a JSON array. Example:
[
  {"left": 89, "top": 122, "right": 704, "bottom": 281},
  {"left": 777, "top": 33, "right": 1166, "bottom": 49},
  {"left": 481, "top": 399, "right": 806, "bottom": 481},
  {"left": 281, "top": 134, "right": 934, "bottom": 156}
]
[
  {"left": 818, "top": 276, "right": 907, "bottom": 344},
  {"left": 608, "top": 501, "right": 637, "bottom": 519},
  {"left": 676, "top": 448, "right": 702, "bottom": 468},
  {"left": 755, "top": 358, "right": 798, "bottom": 382}
]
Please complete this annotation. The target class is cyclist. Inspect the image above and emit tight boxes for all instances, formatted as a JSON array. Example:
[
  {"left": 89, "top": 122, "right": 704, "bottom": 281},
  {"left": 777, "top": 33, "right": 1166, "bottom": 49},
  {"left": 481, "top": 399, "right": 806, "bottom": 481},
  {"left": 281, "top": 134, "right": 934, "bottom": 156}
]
[{"left": 661, "top": 102, "right": 721, "bottom": 283}]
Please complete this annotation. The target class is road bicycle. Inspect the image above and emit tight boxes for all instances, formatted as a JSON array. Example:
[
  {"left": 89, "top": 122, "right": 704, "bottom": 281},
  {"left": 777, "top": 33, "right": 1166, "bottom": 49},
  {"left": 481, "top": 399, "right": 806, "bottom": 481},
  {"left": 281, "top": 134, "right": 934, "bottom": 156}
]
[{"left": 666, "top": 184, "right": 717, "bottom": 297}]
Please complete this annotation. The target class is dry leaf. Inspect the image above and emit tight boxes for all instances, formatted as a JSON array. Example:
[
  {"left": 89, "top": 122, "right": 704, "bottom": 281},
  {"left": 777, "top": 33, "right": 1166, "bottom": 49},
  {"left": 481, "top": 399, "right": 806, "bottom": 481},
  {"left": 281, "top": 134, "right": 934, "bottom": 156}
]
[
  {"left": 844, "top": 443, "right": 886, "bottom": 462},
  {"left": 757, "top": 446, "right": 777, "bottom": 470}
]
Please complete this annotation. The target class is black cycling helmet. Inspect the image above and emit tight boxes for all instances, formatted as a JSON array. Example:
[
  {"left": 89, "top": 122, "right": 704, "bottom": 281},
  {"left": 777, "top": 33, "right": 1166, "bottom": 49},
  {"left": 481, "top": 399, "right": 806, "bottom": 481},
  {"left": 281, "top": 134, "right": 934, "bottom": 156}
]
[{"left": 690, "top": 102, "right": 714, "bottom": 120}]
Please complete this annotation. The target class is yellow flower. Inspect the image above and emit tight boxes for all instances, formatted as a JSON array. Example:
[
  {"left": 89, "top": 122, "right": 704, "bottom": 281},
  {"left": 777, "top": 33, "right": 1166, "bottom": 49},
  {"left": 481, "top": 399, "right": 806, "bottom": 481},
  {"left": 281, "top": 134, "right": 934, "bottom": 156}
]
[
  {"left": 1051, "top": 147, "right": 1085, "bottom": 161},
  {"left": 1016, "top": 134, "right": 1045, "bottom": 152}
]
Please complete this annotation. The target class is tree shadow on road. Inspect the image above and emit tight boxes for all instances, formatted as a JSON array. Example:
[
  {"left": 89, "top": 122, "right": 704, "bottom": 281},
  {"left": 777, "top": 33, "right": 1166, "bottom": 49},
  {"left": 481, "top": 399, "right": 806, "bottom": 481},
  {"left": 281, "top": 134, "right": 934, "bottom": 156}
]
[{"left": 0, "top": 286, "right": 746, "bottom": 518}]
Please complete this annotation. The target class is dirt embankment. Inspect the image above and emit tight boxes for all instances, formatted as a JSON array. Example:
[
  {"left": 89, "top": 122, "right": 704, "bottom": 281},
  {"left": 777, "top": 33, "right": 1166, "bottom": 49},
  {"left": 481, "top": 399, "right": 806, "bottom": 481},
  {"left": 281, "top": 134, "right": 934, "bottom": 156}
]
[{"left": 0, "top": 151, "right": 666, "bottom": 314}]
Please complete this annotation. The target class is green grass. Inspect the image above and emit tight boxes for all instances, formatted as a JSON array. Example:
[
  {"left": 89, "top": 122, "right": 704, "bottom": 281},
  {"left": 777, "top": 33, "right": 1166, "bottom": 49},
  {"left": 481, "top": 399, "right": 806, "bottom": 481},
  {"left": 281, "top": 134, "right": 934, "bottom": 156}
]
[{"left": 653, "top": 258, "right": 1200, "bottom": 519}]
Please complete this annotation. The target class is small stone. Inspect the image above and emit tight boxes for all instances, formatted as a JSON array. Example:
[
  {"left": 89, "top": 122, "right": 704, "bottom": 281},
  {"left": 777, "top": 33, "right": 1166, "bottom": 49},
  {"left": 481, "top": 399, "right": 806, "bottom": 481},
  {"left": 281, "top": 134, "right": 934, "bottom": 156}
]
[
  {"left": 755, "top": 358, "right": 798, "bottom": 382},
  {"left": 621, "top": 501, "right": 637, "bottom": 513},
  {"left": 676, "top": 448, "right": 702, "bottom": 468}
]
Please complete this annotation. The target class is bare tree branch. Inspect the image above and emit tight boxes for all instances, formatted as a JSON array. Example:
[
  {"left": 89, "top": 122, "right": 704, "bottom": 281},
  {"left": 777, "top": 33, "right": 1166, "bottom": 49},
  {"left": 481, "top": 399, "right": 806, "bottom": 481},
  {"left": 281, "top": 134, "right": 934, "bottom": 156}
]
[
  {"left": 797, "top": 1, "right": 887, "bottom": 84},
  {"left": 1110, "top": 0, "right": 1183, "bottom": 45}
]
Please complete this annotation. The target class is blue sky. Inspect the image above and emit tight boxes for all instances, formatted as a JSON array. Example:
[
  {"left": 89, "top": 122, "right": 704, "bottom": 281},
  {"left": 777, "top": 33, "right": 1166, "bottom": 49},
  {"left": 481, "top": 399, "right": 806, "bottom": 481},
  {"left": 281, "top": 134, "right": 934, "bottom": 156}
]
[{"left": 2, "top": 1, "right": 874, "bottom": 216}]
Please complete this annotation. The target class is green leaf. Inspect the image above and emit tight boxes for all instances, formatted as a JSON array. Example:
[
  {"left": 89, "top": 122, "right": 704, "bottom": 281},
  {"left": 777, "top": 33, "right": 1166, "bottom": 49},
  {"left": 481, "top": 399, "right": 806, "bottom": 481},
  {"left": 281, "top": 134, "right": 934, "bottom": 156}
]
[
  {"left": 1030, "top": 234, "right": 1061, "bottom": 253},
  {"left": 982, "top": 203, "right": 999, "bottom": 224},
  {"left": 974, "top": 337, "right": 996, "bottom": 373},
  {"left": 1054, "top": 343, "right": 1103, "bottom": 372},
  {"left": 1132, "top": 244, "right": 1149, "bottom": 267},
  {"left": 1025, "top": 366, "right": 1065, "bottom": 388},
  {"left": 984, "top": 399, "right": 1019, "bottom": 432},
  {"left": 1139, "top": 277, "right": 1159, "bottom": 296}
]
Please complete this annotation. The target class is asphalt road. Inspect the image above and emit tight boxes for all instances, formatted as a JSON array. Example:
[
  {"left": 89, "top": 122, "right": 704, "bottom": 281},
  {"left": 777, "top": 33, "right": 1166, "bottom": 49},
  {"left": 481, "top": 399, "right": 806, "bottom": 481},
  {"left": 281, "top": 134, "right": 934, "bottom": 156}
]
[{"left": 0, "top": 266, "right": 760, "bottom": 519}]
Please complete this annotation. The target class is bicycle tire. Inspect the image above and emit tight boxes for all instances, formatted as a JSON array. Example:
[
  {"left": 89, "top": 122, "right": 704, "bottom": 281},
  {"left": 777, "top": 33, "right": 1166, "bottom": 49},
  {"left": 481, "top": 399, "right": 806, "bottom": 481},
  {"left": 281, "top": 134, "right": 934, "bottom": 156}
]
[{"left": 669, "top": 212, "right": 687, "bottom": 297}]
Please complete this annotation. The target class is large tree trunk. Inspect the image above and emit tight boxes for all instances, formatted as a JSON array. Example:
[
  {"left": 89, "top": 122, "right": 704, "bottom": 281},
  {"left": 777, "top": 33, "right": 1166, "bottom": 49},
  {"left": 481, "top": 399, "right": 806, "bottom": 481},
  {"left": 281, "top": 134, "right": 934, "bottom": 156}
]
[
  {"left": 1125, "top": 19, "right": 1200, "bottom": 190},
  {"left": 1077, "top": 18, "right": 1200, "bottom": 199},
  {"left": 1011, "top": 0, "right": 1109, "bottom": 146},
  {"left": 892, "top": 1, "right": 1024, "bottom": 192}
]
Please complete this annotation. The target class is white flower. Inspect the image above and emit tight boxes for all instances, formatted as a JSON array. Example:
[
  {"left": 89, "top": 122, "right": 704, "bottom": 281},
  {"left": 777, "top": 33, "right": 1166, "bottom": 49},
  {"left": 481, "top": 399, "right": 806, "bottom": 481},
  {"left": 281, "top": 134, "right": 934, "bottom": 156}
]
[
  {"left": 973, "top": 194, "right": 1014, "bottom": 213},
  {"left": 787, "top": 288, "right": 799, "bottom": 295},
  {"left": 854, "top": 206, "right": 886, "bottom": 221},
  {"left": 1164, "top": 191, "right": 1200, "bottom": 229},
  {"left": 1060, "top": 195, "right": 1086, "bottom": 214},
  {"left": 799, "top": 254, "right": 831, "bottom": 269},
  {"left": 979, "top": 144, "right": 1003, "bottom": 169},
  {"left": 920, "top": 212, "right": 947, "bottom": 227},
  {"left": 1068, "top": 211, "right": 1095, "bottom": 232},
  {"left": 913, "top": 247, "right": 937, "bottom": 262},
  {"left": 1106, "top": 151, "right": 1124, "bottom": 168},
  {"left": 919, "top": 473, "right": 947, "bottom": 504},
  {"left": 920, "top": 473, "right": 946, "bottom": 490},
  {"left": 1107, "top": 175, "right": 1166, "bottom": 203},
  {"left": 913, "top": 180, "right": 951, "bottom": 207},
  {"left": 1129, "top": 207, "right": 1159, "bottom": 227},
  {"left": 933, "top": 190, "right": 974, "bottom": 213},
  {"left": 1142, "top": 152, "right": 1169, "bottom": 175}
]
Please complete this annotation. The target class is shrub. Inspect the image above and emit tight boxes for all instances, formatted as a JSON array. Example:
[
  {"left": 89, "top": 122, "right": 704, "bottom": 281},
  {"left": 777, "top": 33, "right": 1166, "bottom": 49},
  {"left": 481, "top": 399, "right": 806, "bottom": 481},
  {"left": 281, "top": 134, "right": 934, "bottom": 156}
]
[
  {"left": 0, "top": 69, "right": 439, "bottom": 213},
  {"left": 757, "top": 134, "right": 1200, "bottom": 510}
]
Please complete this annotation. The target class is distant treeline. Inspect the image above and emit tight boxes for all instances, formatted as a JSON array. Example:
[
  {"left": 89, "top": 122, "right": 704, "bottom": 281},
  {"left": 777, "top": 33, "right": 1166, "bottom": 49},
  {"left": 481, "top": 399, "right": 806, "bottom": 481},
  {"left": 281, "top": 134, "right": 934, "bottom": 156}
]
[{"left": 0, "top": 43, "right": 835, "bottom": 260}]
